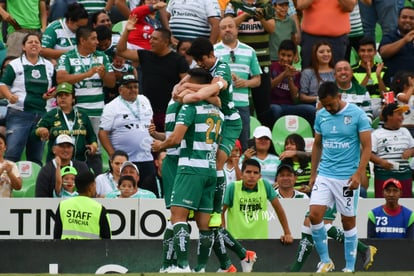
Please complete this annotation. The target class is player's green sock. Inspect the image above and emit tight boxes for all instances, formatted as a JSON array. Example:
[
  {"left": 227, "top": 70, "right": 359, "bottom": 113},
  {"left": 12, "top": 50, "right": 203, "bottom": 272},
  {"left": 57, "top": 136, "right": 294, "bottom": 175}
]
[
  {"left": 213, "top": 171, "right": 226, "bottom": 213},
  {"left": 161, "top": 224, "right": 175, "bottom": 269},
  {"left": 220, "top": 227, "right": 246, "bottom": 259},
  {"left": 357, "top": 240, "right": 369, "bottom": 253},
  {"left": 194, "top": 230, "right": 215, "bottom": 272},
  {"left": 326, "top": 224, "right": 368, "bottom": 253},
  {"left": 290, "top": 232, "right": 314, "bottom": 272},
  {"left": 327, "top": 225, "right": 344, "bottom": 243},
  {"left": 212, "top": 228, "right": 232, "bottom": 269},
  {"left": 172, "top": 222, "right": 190, "bottom": 268}
]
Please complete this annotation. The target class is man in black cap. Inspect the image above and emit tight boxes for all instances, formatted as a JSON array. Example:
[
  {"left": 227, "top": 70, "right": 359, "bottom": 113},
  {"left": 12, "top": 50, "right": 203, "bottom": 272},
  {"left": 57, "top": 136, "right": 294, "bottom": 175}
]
[
  {"left": 99, "top": 74, "right": 155, "bottom": 182},
  {"left": 275, "top": 164, "right": 309, "bottom": 199}
]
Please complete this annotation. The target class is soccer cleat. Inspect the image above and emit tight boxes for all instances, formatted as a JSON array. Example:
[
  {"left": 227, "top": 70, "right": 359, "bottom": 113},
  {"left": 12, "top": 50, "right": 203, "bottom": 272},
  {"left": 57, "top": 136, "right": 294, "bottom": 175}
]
[
  {"left": 217, "top": 264, "right": 237, "bottom": 273},
  {"left": 168, "top": 265, "right": 191, "bottom": 273},
  {"left": 316, "top": 259, "right": 335, "bottom": 273},
  {"left": 342, "top": 268, "right": 353, "bottom": 272},
  {"left": 159, "top": 265, "right": 175, "bottom": 273},
  {"left": 191, "top": 268, "right": 205, "bottom": 273},
  {"left": 362, "top": 245, "right": 377, "bottom": 271},
  {"left": 240, "top": 250, "right": 257, "bottom": 272},
  {"left": 208, "top": 212, "right": 222, "bottom": 228}
]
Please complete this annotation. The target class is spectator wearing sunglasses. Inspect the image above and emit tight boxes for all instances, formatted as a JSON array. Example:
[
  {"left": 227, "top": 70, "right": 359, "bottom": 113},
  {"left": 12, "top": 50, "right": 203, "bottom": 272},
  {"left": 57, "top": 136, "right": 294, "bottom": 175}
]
[{"left": 214, "top": 16, "right": 262, "bottom": 151}]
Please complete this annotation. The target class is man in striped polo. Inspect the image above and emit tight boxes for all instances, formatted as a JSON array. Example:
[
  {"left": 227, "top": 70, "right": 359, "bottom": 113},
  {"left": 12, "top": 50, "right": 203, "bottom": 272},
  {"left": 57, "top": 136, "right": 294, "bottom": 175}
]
[
  {"left": 57, "top": 26, "right": 115, "bottom": 175},
  {"left": 214, "top": 16, "right": 262, "bottom": 151},
  {"left": 224, "top": 0, "right": 275, "bottom": 127}
]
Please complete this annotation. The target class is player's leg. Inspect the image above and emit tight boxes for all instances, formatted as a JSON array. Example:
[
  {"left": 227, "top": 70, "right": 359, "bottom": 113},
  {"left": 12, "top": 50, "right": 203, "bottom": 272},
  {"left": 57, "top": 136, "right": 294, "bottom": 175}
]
[
  {"left": 210, "top": 118, "right": 242, "bottom": 227},
  {"left": 212, "top": 228, "right": 234, "bottom": 271},
  {"left": 325, "top": 223, "right": 377, "bottom": 271},
  {"left": 193, "top": 176, "right": 216, "bottom": 272},
  {"left": 308, "top": 176, "right": 335, "bottom": 272},
  {"left": 194, "top": 212, "right": 215, "bottom": 272},
  {"left": 290, "top": 216, "right": 314, "bottom": 272},
  {"left": 170, "top": 174, "right": 195, "bottom": 272},
  {"left": 334, "top": 179, "right": 360, "bottom": 272},
  {"left": 159, "top": 155, "right": 178, "bottom": 272}
]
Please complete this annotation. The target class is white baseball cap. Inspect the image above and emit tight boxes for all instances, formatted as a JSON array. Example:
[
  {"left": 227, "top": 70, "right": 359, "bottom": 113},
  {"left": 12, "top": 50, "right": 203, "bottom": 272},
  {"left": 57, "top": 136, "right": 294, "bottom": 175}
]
[
  {"left": 55, "top": 134, "right": 74, "bottom": 146},
  {"left": 253, "top": 126, "right": 272, "bottom": 139},
  {"left": 120, "top": 161, "right": 140, "bottom": 174}
]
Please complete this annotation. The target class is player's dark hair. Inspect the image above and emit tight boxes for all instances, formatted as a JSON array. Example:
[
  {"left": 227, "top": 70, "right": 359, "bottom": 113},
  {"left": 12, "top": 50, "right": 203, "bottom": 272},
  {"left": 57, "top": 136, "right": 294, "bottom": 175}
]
[
  {"left": 187, "top": 68, "right": 213, "bottom": 84},
  {"left": 241, "top": 159, "right": 261, "bottom": 173},
  {"left": 187, "top": 37, "right": 213, "bottom": 61},
  {"left": 279, "top": 39, "right": 297, "bottom": 54},
  {"left": 318, "top": 81, "right": 339, "bottom": 100},
  {"left": 75, "top": 171, "right": 96, "bottom": 193}
]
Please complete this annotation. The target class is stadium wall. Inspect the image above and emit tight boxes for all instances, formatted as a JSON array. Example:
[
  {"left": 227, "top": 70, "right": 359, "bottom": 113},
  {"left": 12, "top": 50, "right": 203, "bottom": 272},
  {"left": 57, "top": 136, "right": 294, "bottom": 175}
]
[
  {"left": 0, "top": 198, "right": 413, "bottom": 239},
  {"left": 0, "top": 239, "right": 413, "bottom": 273}
]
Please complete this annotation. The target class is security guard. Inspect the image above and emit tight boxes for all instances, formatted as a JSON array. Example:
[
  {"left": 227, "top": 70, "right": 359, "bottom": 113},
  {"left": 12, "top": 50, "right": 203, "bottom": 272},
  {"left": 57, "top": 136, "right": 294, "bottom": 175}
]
[{"left": 54, "top": 171, "right": 111, "bottom": 239}]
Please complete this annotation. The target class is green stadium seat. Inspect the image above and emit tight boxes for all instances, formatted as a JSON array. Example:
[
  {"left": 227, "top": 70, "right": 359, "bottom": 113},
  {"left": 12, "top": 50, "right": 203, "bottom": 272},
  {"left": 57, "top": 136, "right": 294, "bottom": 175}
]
[
  {"left": 250, "top": 116, "right": 261, "bottom": 138},
  {"left": 112, "top": 20, "right": 126, "bottom": 34},
  {"left": 272, "top": 115, "right": 313, "bottom": 155},
  {"left": 12, "top": 161, "right": 41, "bottom": 198}
]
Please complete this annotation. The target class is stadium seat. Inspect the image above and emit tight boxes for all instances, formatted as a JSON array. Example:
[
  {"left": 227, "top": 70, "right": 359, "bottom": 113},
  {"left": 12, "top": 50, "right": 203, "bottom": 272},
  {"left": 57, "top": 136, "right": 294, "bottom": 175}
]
[
  {"left": 272, "top": 115, "right": 313, "bottom": 155},
  {"left": 371, "top": 117, "right": 380, "bottom": 129},
  {"left": 304, "top": 137, "right": 314, "bottom": 152},
  {"left": 12, "top": 161, "right": 41, "bottom": 198},
  {"left": 112, "top": 20, "right": 126, "bottom": 34},
  {"left": 250, "top": 116, "right": 261, "bottom": 138}
]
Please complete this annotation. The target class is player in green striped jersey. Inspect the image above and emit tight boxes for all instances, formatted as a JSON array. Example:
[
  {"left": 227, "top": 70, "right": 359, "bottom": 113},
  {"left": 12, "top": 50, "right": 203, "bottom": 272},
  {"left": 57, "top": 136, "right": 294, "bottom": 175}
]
[{"left": 152, "top": 68, "right": 224, "bottom": 273}]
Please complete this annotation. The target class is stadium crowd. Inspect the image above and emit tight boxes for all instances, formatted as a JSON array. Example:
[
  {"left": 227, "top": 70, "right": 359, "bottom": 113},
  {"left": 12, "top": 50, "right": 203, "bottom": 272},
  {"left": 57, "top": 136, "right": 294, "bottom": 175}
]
[{"left": 0, "top": 0, "right": 414, "bottom": 273}]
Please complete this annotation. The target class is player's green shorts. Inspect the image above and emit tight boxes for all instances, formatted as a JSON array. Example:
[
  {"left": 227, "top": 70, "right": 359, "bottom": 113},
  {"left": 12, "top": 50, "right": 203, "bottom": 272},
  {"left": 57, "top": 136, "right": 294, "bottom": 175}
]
[
  {"left": 305, "top": 205, "right": 337, "bottom": 221},
  {"left": 219, "top": 117, "right": 242, "bottom": 156},
  {"left": 170, "top": 172, "right": 216, "bottom": 213},
  {"left": 162, "top": 154, "right": 179, "bottom": 208}
]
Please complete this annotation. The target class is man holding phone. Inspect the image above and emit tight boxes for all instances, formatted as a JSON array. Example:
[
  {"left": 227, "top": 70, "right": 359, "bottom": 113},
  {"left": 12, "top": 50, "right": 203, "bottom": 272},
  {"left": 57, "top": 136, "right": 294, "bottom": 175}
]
[{"left": 308, "top": 82, "right": 371, "bottom": 273}]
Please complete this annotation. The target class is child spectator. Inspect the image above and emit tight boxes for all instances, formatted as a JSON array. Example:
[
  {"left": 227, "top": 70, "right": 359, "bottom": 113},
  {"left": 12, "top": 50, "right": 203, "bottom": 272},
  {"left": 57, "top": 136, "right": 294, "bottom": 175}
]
[
  {"left": 105, "top": 53, "right": 137, "bottom": 103},
  {"left": 54, "top": 163, "right": 78, "bottom": 198},
  {"left": 116, "top": 175, "right": 138, "bottom": 198},
  {"left": 270, "top": 39, "right": 315, "bottom": 126},
  {"left": 352, "top": 37, "right": 388, "bottom": 118}
]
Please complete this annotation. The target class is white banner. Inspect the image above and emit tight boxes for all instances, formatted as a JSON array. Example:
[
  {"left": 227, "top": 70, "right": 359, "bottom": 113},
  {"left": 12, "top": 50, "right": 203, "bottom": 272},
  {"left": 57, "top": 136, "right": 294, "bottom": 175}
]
[{"left": 0, "top": 198, "right": 413, "bottom": 239}]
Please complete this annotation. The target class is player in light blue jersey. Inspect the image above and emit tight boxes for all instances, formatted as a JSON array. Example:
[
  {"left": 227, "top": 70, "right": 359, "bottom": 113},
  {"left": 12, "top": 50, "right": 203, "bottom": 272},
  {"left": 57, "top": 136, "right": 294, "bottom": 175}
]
[{"left": 309, "top": 81, "right": 371, "bottom": 273}]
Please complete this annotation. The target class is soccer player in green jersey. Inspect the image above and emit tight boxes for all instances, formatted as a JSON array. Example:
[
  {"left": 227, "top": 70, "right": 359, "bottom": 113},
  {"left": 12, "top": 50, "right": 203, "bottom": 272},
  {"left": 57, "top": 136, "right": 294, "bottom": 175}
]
[{"left": 152, "top": 68, "right": 224, "bottom": 272}]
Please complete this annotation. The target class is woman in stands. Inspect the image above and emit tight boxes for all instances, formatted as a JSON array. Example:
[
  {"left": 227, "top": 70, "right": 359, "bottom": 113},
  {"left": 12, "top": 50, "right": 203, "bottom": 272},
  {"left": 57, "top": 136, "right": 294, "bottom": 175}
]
[
  {"left": 34, "top": 82, "right": 98, "bottom": 170},
  {"left": 300, "top": 41, "right": 335, "bottom": 107},
  {"left": 0, "top": 32, "right": 55, "bottom": 166},
  {"left": 0, "top": 133, "right": 22, "bottom": 197},
  {"left": 95, "top": 150, "right": 129, "bottom": 197},
  {"left": 241, "top": 126, "right": 279, "bottom": 184}
]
